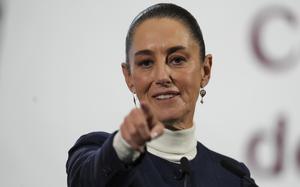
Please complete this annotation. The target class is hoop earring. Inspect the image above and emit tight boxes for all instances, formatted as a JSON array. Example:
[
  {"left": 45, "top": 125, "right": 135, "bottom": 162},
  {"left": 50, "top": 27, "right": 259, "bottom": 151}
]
[
  {"left": 200, "top": 88, "right": 206, "bottom": 104},
  {"left": 132, "top": 93, "right": 137, "bottom": 107}
]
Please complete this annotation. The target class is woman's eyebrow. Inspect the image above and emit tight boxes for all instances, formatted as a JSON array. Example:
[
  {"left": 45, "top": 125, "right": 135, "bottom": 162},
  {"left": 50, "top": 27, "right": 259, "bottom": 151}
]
[
  {"left": 166, "top": 46, "right": 186, "bottom": 54},
  {"left": 135, "top": 49, "right": 153, "bottom": 57},
  {"left": 135, "top": 46, "right": 186, "bottom": 57}
]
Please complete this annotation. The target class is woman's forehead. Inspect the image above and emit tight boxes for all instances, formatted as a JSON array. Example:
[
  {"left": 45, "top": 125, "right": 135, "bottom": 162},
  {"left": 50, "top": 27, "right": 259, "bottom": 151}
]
[{"left": 130, "top": 18, "right": 198, "bottom": 54}]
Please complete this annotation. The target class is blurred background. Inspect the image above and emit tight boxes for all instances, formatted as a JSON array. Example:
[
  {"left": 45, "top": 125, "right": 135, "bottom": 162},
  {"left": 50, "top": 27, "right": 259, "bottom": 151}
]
[{"left": 0, "top": 0, "right": 299, "bottom": 186}]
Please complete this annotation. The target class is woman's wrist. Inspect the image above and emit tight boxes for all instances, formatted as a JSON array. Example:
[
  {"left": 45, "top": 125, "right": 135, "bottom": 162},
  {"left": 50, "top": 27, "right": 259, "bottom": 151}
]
[{"left": 112, "top": 131, "right": 142, "bottom": 163}]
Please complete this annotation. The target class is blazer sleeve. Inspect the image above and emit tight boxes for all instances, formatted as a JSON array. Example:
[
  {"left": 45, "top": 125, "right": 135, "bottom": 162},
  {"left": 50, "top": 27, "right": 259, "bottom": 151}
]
[{"left": 66, "top": 131, "right": 141, "bottom": 187}]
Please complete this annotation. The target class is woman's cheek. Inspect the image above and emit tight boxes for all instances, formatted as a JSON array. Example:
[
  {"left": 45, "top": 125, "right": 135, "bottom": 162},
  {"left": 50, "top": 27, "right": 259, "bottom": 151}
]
[{"left": 133, "top": 76, "right": 151, "bottom": 97}]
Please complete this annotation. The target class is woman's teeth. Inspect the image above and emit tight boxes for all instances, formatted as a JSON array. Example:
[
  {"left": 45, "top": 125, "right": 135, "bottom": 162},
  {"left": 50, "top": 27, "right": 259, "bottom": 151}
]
[{"left": 155, "top": 94, "right": 176, "bottom": 100}]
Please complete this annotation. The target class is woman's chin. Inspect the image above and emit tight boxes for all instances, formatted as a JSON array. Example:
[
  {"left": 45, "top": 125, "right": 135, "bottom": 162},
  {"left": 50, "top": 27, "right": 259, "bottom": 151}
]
[{"left": 155, "top": 109, "right": 184, "bottom": 124}]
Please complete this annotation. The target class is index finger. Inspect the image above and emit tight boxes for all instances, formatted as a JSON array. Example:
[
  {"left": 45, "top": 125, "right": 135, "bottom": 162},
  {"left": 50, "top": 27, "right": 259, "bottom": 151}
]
[{"left": 140, "top": 102, "right": 155, "bottom": 129}]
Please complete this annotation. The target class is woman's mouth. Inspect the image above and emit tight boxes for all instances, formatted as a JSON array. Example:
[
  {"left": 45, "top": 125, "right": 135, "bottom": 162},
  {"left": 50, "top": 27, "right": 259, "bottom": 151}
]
[{"left": 153, "top": 91, "right": 180, "bottom": 100}]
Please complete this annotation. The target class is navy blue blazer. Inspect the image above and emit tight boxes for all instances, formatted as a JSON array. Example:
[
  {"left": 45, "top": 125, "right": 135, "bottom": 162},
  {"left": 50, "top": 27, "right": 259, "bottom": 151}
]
[{"left": 66, "top": 132, "right": 255, "bottom": 187}]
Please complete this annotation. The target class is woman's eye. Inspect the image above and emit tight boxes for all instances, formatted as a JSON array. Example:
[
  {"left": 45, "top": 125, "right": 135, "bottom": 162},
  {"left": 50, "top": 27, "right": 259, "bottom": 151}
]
[
  {"left": 169, "top": 56, "right": 186, "bottom": 66},
  {"left": 137, "top": 60, "right": 153, "bottom": 68}
]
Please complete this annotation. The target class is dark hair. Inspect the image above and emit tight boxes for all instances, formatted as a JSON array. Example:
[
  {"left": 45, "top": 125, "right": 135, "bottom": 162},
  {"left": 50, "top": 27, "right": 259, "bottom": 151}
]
[{"left": 125, "top": 3, "right": 206, "bottom": 64}]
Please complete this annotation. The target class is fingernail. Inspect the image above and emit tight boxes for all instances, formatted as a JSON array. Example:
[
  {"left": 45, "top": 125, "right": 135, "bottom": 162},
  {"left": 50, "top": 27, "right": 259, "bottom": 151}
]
[
  {"left": 151, "top": 132, "right": 158, "bottom": 139},
  {"left": 138, "top": 146, "right": 145, "bottom": 153}
]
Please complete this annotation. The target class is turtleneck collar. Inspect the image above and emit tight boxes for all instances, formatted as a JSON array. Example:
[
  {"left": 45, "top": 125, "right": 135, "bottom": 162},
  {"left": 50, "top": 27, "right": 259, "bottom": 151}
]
[{"left": 146, "top": 125, "right": 197, "bottom": 164}]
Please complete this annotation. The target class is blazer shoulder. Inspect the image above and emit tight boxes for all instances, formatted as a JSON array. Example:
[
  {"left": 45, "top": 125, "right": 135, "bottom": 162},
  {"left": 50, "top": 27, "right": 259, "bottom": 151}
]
[
  {"left": 197, "top": 142, "right": 251, "bottom": 177},
  {"left": 68, "top": 131, "right": 113, "bottom": 154}
]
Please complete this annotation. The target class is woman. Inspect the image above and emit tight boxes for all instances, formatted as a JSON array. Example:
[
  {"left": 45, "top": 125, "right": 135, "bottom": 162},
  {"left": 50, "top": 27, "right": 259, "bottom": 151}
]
[{"left": 66, "top": 3, "right": 257, "bottom": 187}]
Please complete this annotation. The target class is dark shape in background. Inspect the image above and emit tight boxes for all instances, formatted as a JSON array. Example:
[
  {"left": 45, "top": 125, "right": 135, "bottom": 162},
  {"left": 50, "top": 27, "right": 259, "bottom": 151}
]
[
  {"left": 251, "top": 5, "right": 299, "bottom": 72},
  {"left": 246, "top": 115, "right": 286, "bottom": 176}
]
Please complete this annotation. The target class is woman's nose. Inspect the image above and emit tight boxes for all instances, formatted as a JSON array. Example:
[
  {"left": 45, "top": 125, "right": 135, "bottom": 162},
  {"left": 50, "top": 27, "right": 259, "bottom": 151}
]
[{"left": 154, "top": 63, "right": 172, "bottom": 87}]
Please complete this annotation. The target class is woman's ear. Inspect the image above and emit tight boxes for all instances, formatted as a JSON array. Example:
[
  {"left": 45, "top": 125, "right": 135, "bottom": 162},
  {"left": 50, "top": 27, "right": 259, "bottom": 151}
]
[
  {"left": 121, "top": 62, "right": 135, "bottom": 93},
  {"left": 200, "top": 54, "right": 213, "bottom": 88}
]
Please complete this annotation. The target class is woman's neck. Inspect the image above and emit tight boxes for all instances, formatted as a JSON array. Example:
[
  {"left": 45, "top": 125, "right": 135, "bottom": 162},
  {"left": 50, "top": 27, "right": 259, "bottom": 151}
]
[{"left": 163, "top": 118, "right": 193, "bottom": 131}]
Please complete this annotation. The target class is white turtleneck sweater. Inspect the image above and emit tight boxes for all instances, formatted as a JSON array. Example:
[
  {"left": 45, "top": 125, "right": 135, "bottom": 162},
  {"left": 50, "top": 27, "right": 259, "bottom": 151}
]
[{"left": 113, "top": 126, "right": 197, "bottom": 164}]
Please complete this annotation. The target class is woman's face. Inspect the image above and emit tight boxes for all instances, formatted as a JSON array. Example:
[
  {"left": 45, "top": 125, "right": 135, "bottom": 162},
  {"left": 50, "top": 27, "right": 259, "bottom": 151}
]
[{"left": 123, "top": 18, "right": 212, "bottom": 129}]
